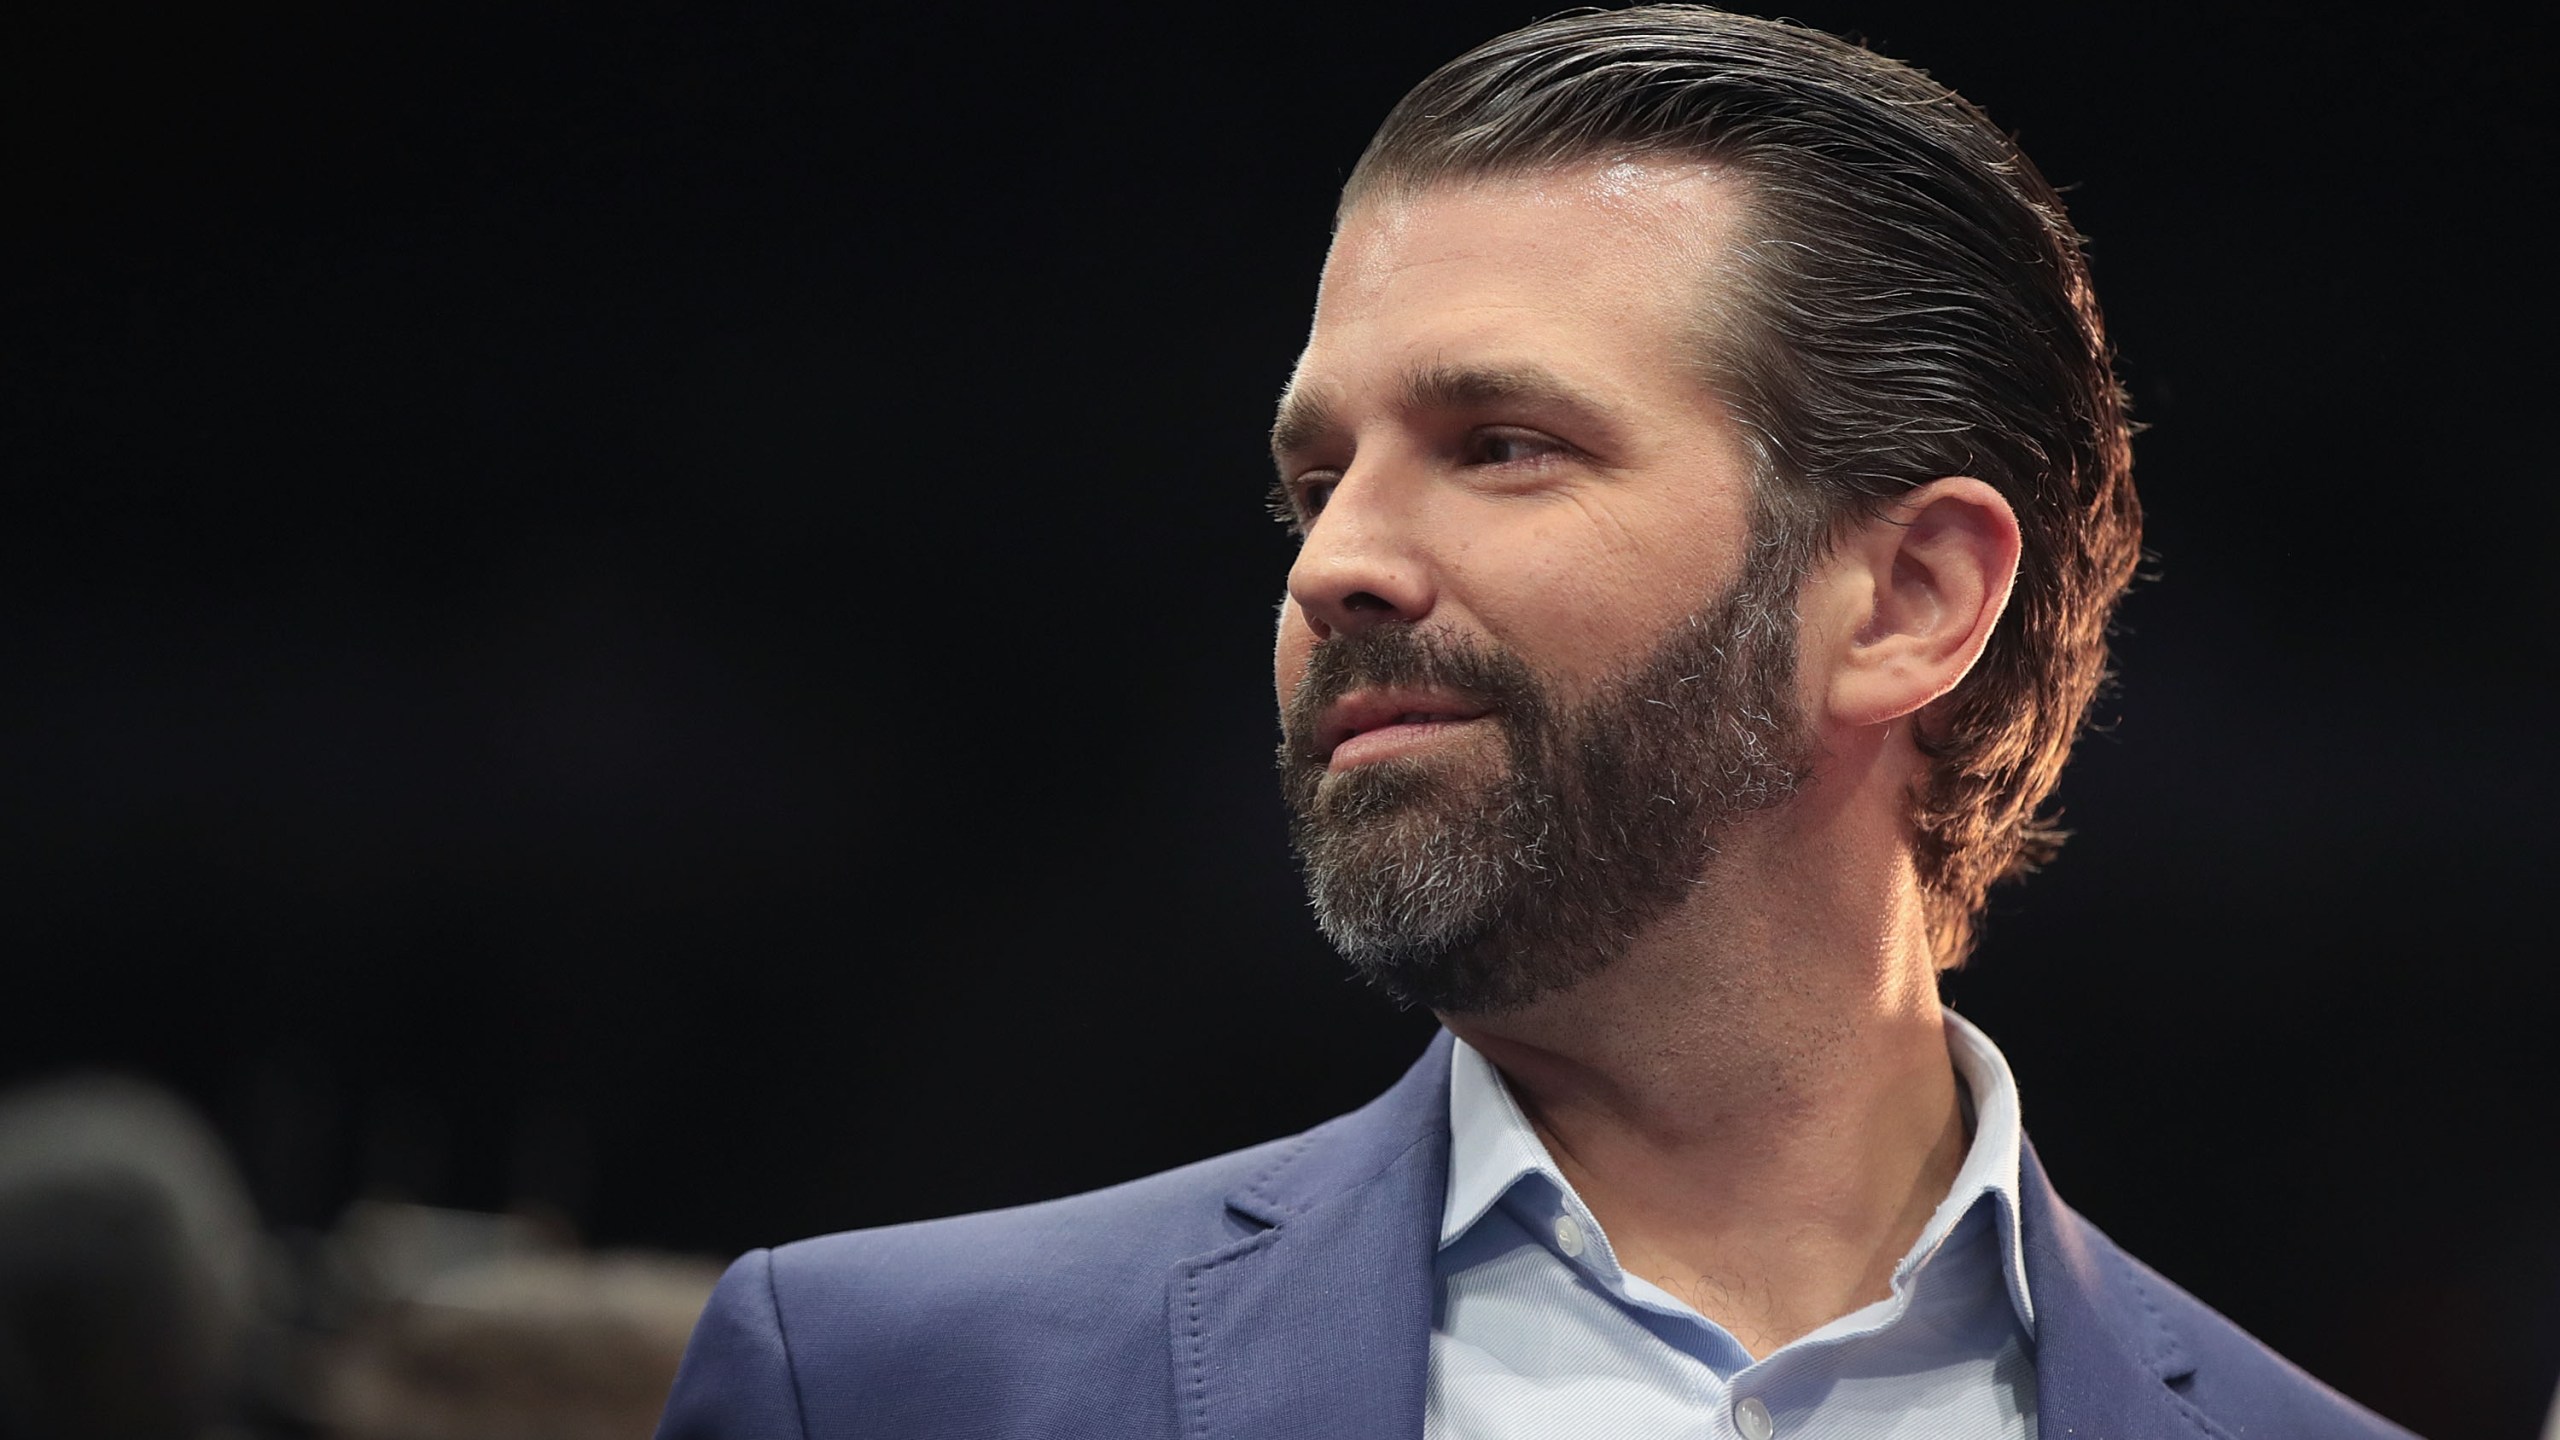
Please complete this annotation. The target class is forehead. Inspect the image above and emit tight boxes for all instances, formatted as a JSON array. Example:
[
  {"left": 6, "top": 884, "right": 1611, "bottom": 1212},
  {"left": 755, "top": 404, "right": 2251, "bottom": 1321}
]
[{"left": 1287, "top": 162, "right": 1746, "bottom": 423}]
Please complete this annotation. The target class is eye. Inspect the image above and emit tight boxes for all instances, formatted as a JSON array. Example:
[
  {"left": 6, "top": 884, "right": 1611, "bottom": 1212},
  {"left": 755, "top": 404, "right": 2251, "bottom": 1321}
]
[
  {"left": 1265, "top": 473, "right": 1338, "bottom": 537},
  {"left": 1462, "top": 427, "right": 1566, "bottom": 466}
]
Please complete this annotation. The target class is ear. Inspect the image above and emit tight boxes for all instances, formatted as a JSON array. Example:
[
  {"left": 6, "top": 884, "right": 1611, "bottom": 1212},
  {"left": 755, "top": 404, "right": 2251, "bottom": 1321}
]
[{"left": 1808, "top": 477, "right": 2021, "bottom": 730}]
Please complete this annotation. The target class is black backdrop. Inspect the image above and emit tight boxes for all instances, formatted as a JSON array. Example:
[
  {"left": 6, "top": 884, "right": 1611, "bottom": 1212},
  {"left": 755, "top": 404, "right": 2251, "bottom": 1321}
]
[{"left": 7, "top": 4, "right": 2554, "bottom": 1436}]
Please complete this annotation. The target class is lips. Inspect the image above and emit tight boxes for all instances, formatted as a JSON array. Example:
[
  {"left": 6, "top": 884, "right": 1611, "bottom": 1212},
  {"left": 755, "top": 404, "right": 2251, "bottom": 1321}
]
[{"left": 1315, "top": 690, "right": 1491, "bottom": 765}]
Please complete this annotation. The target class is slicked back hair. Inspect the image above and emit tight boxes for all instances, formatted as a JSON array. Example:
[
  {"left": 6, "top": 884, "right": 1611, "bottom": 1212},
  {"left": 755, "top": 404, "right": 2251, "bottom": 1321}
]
[{"left": 1341, "top": 5, "right": 2144, "bottom": 967}]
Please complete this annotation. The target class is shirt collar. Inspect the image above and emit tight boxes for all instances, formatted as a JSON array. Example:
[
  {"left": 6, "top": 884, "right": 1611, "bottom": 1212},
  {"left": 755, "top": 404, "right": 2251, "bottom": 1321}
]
[{"left": 1439, "top": 1006, "right": 2036, "bottom": 1336}]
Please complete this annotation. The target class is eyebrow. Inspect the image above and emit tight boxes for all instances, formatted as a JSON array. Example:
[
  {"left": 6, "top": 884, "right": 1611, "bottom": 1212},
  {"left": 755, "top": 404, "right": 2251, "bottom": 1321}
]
[{"left": 1268, "top": 361, "right": 1617, "bottom": 466}]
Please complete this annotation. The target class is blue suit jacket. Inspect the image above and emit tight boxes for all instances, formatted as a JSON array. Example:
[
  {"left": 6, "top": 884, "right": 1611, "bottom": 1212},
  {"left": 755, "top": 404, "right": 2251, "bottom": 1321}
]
[{"left": 659, "top": 1033, "right": 2415, "bottom": 1439}]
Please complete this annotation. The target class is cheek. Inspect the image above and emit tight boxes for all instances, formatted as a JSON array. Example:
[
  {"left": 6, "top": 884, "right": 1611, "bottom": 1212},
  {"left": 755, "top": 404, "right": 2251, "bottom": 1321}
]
[{"left": 1453, "top": 513, "right": 1733, "bottom": 671}]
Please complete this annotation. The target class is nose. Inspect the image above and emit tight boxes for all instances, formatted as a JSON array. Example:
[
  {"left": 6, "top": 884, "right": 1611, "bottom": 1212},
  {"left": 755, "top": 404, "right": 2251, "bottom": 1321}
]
[{"left": 1282, "top": 473, "right": 1436, "bottom": 642}]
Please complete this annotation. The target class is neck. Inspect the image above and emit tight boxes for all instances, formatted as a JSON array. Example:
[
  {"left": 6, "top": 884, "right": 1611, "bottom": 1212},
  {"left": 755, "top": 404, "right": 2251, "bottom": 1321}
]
[{"left": 1439, "top": 823, "right": 1960, "bottom": 1357}]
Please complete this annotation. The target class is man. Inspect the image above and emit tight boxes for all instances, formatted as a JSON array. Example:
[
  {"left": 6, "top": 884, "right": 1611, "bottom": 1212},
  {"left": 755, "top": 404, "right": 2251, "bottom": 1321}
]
[{"left": 658, "top": 8, "right": 2413, "bottom": 1437}]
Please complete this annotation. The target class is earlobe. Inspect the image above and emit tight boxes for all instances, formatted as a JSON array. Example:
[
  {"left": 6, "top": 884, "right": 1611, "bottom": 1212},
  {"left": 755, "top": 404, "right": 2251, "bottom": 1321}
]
[{"left": 1822, "top": 478, "right": 2021, "bottom": 730}]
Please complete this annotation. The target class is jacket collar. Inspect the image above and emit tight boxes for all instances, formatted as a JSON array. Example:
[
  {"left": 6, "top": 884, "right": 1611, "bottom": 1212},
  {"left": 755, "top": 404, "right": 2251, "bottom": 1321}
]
[
  {"left": 1170, "top": 1031, "right": 1452, "bottom": 1440},
  {"left": 2020, "top": 1138, "right": 2218, "bottom": 1439},
  {"left": 1171, "top": 1033, "right": 2212, "bottom": 1440}
]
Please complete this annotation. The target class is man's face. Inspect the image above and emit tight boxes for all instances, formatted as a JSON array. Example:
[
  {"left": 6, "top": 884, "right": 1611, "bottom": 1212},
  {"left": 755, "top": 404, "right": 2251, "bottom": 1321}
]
[{"left": 1271, "top": 163, "right": 1815, "bottom": 1014}]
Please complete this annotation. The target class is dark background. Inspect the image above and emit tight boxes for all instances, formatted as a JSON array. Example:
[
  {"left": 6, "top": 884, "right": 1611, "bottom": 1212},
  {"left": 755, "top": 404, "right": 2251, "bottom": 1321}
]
[{"left": 5, "top": 3, "right": 2553, "bottom": 1435}]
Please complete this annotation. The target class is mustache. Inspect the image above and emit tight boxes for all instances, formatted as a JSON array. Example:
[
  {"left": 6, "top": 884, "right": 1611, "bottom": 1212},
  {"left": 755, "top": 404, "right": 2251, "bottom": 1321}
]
[{"left": 1278, "top": 625, "right": 1545, "bottom": 767}]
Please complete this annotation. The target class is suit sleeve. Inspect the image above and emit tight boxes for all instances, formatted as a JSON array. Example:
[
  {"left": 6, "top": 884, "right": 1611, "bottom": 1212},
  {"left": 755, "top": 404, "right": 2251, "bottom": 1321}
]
[{"left": 655, "top": 1249, "right": 809, "bottom": 1440}]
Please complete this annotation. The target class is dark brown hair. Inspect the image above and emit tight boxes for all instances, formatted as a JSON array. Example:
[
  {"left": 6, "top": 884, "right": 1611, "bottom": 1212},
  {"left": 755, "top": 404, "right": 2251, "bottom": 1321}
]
[{"left": 1343, "top": 5, "right": 2144, "bottom": 965}]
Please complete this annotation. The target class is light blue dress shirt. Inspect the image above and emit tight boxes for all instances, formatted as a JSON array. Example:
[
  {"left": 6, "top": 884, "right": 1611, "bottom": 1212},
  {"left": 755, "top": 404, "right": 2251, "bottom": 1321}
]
[{"left": 1427, "top": 1009, "right": 2038, "bottom": 1440}]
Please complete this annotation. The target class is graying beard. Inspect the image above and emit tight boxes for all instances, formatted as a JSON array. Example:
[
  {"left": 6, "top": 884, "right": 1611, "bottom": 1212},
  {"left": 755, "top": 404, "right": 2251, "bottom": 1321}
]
[
  {"left": 1279, "top": 588, "right": 1812, "bottom": 1015},
  {"left": 1301, "top": 778, "right": 1553, "bottom": 962}
]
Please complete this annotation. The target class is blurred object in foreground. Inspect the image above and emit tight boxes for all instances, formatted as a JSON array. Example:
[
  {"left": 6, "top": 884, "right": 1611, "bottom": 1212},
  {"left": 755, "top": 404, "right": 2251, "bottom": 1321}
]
[
  {"left": 0, "top": 1073, "right": 260, "bottom": 1440},
  {"left": 315, "top": 1204, "right": 719, "bottom": 1440},
  {"left": 0, "top": 1071, "right": 723, "bottom": 1439}
]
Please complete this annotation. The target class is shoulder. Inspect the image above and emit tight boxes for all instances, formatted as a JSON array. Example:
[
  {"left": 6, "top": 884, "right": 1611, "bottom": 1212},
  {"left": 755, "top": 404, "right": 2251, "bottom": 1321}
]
[
  {"left": 765, "top": 1131, "right": 1300, "bottom": 1333},
  {"left": 658, "top": 1036, "right": 1458, "bottom": 1440},
  {"left": 2046, "top": 1196, "right": 2420, "bottom": 1440},
  {"left": 2106, "top": 1238, "right": 2418, "bottom": 1440},
  {"left": 658, "top": 1133, "right": 1310, "bottom": 1440}
]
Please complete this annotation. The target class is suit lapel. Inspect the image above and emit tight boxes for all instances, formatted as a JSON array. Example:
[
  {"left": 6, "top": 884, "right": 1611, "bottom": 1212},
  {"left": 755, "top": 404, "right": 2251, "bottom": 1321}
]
[
  {"left": 1168, "top": 1046, "right": 2229, "bottom": 1440},
  {"left": 2021, "top": 1139, "right": 2221, "bottom": 1440},
  {"left": 1170, "top": 1032, "right": 1453, "bottom": 1440}
]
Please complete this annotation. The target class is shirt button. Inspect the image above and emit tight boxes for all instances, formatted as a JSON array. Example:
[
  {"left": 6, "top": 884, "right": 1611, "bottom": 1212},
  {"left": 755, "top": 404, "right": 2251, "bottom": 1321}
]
[
  {"left": 1552, "top": 1213, "right": 1587, "bottom": 1258},
  {"left": 1735, "top": 1396, "right": 1774, "bottom": 1440}
]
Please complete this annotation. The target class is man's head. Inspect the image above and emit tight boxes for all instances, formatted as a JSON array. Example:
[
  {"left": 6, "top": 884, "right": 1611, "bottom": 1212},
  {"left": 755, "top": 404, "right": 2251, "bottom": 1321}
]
[{"left": 1272, "top": 5, "right": 2141, "bottom": 1005}]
